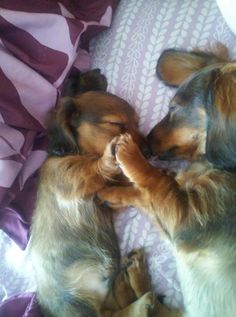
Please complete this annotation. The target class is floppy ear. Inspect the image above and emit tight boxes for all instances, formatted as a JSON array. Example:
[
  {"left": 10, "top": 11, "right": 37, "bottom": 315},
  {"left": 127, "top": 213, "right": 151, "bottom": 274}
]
[
  {"left": 47, "top": 98, "right": 79, "bottom": 156},
  {"left": 62, "top": 69, "right": 107, "bottom": 97},
  {"left": 156, "top": 45, "right": 230, "bottom": 87},
  {"left": 205, "top": 65, "right": 236, "bottom": 171},
  {"left": 78, "top": 69, "right": 108, "bottom": 93}
]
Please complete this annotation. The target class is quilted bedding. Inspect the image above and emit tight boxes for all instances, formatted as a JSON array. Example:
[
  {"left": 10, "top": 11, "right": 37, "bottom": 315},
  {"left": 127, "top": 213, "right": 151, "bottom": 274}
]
[{"left": 0, "top": 0, "right": 235, "bottom": 315}]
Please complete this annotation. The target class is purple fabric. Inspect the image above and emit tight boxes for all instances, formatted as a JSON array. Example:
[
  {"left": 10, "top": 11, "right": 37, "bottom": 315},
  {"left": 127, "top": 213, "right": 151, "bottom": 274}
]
[
  {"left": 0, "top": 293, "right": 43, "bottom": 317},
  {"left": 0, "top": 0, "right": 119, "bottom": 250}
]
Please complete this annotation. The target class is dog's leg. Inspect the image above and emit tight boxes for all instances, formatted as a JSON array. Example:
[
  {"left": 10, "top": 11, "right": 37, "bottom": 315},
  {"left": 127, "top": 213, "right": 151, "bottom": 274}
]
[
  {"left": 102, "top": 292, "right": 156, "bottom": 317},
  {"left": 123, "top": 249, "right": 151, "bottom": 298},
  {"left": 97, "top": 133, "right": 159, "bottom": 209},
  {"left": 46, "top": 137, "right": 122, "bottom": 199},
  {"left": 97, "top": 136, "right": 121, "bottom": 179},
  {"left": 152, "top": 305, "right": 183, "bottom": 317},
  {"left": 98, "top": 185, "right": 146, "bottom": 209},
  {"left": 114, "top": 134, "right": 157, "bottom": 188},
  {"left": 103, "top": 292, "right": 183, "bottom": 317},
  {"left": 104, "top": 266, "right": 136, "bottom": 310},
  {"left": 98, "top": 135, "right": 185, "bottom": 317},
  {"left": 98, "top": 134, "right": 188, "bottom": 237},
  {"left": 98, "top": 134, "right": 158, "bottom": 206},
  {"left": 104, "top": 249, "right": 151, "bottom": 310}
]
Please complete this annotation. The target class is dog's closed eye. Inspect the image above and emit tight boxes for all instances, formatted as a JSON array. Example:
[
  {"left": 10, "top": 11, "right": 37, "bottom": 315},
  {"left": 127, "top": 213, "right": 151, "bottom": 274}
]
[{"left": 101, "top": 121, "right": 128, "bottom": 132}]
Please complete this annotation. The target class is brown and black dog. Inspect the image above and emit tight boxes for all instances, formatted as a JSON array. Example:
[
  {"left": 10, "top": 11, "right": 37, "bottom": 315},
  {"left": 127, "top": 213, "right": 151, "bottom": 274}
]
[
  {"left": 98, "top": 45, "right": 236, "bottom": 317},
  {"left": 30, "top": 71, "right": 157, "bottom": 317}
]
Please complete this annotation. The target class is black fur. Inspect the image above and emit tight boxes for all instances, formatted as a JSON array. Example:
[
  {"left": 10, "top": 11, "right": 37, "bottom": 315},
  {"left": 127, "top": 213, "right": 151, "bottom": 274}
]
[
  {"left": 47, "top": 98, "right": 79, "bottom": 157},
  {"left": 205, "top": 71, "right": 236, "bottom": 171},
  {"left": 62, "top": 69, "right": 107, "bottom": 97}
]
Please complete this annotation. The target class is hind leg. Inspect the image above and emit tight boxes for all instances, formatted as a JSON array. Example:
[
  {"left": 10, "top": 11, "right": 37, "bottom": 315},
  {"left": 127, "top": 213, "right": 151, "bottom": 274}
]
[
  {"left": 103, "top": 294, "right": 182, "bottom": 317},
  {"left": 123, "top": 249, "right": 151, "bottom": 298},
  {"left": 103, "top": 292, "right": 183, "bottom": 317},
  {"left": 102, "top": 291, "right": 156, "bottom": 317},
  {"left": 123, "top": 252, "right": 183, "bottom": 317},
  {"left": 104, "top": 264, "right": 136, "bottom": 309},
  {"left": 103, "top": 249, "right": 151, "bottom": 310}
]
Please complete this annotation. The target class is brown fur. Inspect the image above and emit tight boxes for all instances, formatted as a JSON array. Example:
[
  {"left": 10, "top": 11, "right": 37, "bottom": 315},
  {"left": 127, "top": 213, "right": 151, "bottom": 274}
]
[
  {"left": 30, "top": 87, "right": 157, "bottom": 317},
  {"left": 98, "top": 45, "right": 236, "bottom": 317}
]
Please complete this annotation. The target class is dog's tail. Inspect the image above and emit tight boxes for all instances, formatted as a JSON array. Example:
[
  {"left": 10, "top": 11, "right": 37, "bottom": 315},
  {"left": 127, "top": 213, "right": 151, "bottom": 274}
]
[{"left": 62, "top": 69, "right": 108, "bottom": 97}]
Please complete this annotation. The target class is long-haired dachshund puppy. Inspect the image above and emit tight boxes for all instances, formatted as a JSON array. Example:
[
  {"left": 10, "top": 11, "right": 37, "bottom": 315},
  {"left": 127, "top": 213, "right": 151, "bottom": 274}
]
[
  {"left": 98, "top": 45, "right": 236, "bottom": 317},
  {"left": 29, "top": 71, "right": 157, "bottom": 317}
]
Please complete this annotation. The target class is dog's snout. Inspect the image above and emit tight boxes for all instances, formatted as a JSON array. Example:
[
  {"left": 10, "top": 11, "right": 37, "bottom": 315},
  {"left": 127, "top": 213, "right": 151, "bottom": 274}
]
[
  {"left": 147, "top": 128, "right": 156, "bottom": 143},
  {"left": 158, "top": 150, "right": 174, "bottom": 160},
  {"left": 130, "top": 132, "right": 151, "bottom": 158},
  {"left": 142, "top": 145, "right": 152, "bottom": 159},
  {"left": 139, "top": 138, "right": 152, "bottom": 159},
  {"left": 147, "top": 130, "right": 159, "bottom": 156}
]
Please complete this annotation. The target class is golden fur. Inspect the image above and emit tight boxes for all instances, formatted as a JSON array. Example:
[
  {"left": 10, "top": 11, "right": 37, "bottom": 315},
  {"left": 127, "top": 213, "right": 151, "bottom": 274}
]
[
  {"left": 98, "top": 45, "right": 236, "bottom": 317},
  {"left": 30, "top": 81, "right": 159, "bottom": 317}
]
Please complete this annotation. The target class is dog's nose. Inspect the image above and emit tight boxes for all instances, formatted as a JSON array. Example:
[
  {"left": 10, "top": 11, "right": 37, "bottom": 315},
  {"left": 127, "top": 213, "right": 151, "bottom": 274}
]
[
  {"left": 142, "top": 146, "right": 152, "bottom": 159},
  {"left": 132, "top": 133, "right": 152, "bottom": 159},
  {"left": 146, "top": 131, "right": 156, "bottom": 156},
  {"left": 147, "top": 129, "right": 154, "bottom": 144}
]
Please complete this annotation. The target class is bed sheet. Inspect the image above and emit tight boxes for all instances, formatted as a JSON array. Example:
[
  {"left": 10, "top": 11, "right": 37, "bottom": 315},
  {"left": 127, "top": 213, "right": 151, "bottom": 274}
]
[{"left": 0, "top": 0, "right": 236, "bottom": 314}]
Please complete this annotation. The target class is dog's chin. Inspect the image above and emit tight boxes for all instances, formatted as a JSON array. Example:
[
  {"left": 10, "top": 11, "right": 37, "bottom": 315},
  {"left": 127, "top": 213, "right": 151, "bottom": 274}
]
[
  {"left": 150, "top": 149, "right": 180, "bottom": 161},
  {"left": 150, "top": 145, "right": 204, "bottom": 162},
  {"left": 158, "top": 153, "right": 178, "bottom": 161},
  {"left": 155, "top": 153, "right": 206, "bottom": 163},
  {"left": 142, "top": 147, "right": 152, "bottom": 159},
  {"left": 149, "top": 143, "right": 177, "bottom": 160}
]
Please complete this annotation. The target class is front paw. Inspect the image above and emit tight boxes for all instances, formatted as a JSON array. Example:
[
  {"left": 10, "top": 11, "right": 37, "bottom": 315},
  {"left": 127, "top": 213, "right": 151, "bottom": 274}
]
[
  {"left": 113, "top": 134, "right": 148, "bottom": 182},
  {"left": 96, "top": 187, "right": 125, "bottom": 209},
  {"left": 100, "top": 137, "right": 121, "bottom": 175},
  {"left": 97, "top": 185, "right": 142, "bottom": 210},
  {"left": 115, "top": 134, "right": 143, "bottom": 167}
]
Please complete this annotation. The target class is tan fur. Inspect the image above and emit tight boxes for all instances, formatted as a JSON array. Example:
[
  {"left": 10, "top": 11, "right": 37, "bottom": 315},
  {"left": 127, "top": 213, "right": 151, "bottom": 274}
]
[
  {"left": 98, "top": 45, "right": 236, "bottom": 317},
  {"left": 30, "top": 91, "right": 157, "bottom": 317}
]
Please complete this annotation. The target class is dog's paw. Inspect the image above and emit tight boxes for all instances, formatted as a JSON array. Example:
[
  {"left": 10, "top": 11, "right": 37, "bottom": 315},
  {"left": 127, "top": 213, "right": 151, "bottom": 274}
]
[
  {"left": 122, "top": 249, "right": 151, "bottom": 298},
  {"left": 139, "top": 293, "right": 175, "bottom": 317},
  {"left": 101, "top": 136, "right": 121, "bottom": 174},
  {"left": 96, "top": 186, "right": 126, "bottom": 210},
  {"left": 131, "top": 292, "right": 157, "bottom": 317},
  {"left": 122, "top": 249, "right": 145, "bottom": 268},
  {"left": 115, "top": 133, "right": 142, "bottom": 167}
]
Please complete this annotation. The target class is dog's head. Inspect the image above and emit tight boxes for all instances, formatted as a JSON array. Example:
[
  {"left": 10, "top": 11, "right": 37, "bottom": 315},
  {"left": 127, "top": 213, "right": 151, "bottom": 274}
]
[
  {"left": 148, "top": 44, "right": 236, "bottom": 170},
  {"left": 48, "top": 91, "right": 148, "bottom": 157}
]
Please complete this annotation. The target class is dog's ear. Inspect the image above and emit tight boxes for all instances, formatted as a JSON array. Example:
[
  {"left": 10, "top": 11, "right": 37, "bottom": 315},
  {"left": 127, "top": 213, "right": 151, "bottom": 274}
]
[
  {"left": 205, "top": 64, "right": 236, "bottom": 170},
  {"left": 47, "top": 98, "right": 79, "bottom": 156},
  {"left": 62, "top": 69, "right": 107, "bottom": 97},
  {"left": 78, "top": 69, "right": 108, "bottom": 93},
  {"left": 156, "top": 44, "right": 230, "bottom": 87}
]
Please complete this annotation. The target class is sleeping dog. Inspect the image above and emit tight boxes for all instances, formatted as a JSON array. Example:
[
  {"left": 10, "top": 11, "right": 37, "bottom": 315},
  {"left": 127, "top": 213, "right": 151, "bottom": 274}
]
[
  {"left": 30, "top": 71, "right": 157, "bottom": 317},
  {"left": 98, "top": 45, "right": 236, "bottom": 317}
]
